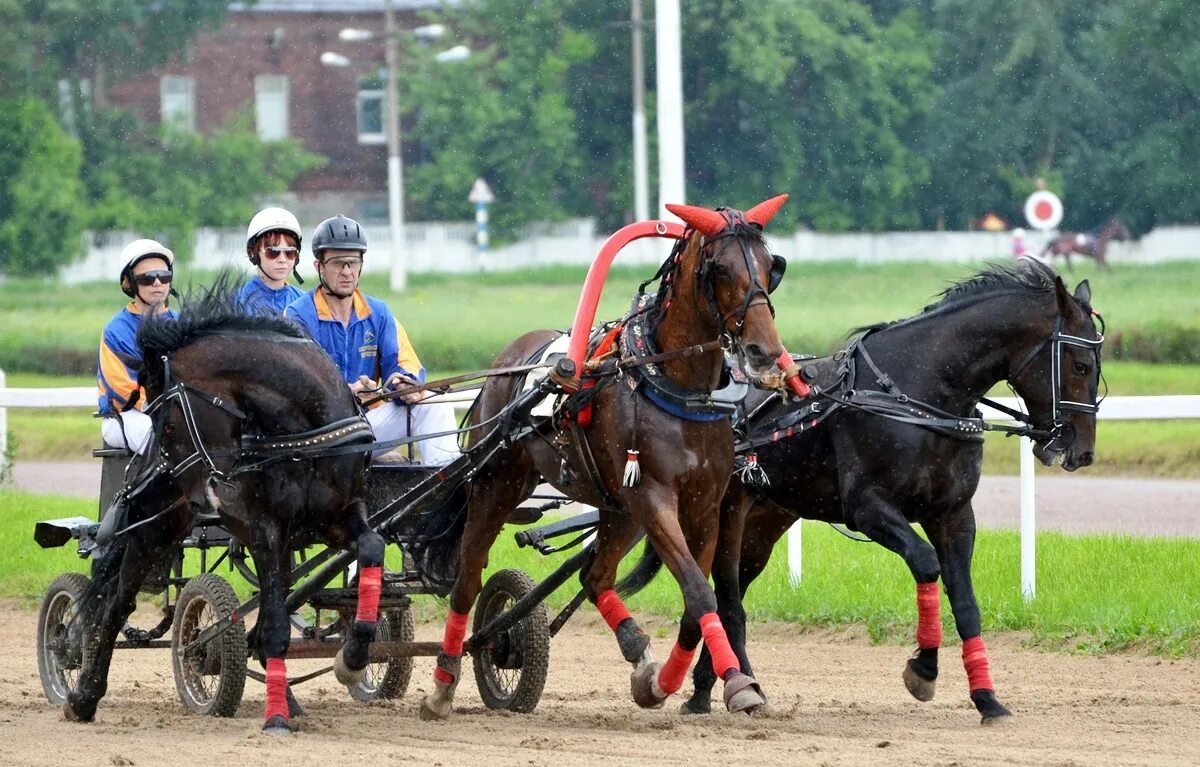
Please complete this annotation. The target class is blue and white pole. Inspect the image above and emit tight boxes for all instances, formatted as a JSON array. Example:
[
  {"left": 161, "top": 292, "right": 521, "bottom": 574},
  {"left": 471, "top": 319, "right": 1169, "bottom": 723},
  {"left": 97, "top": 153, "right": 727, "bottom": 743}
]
[{"left": 468, "top": 177, "right": 494, "bottom": 272}]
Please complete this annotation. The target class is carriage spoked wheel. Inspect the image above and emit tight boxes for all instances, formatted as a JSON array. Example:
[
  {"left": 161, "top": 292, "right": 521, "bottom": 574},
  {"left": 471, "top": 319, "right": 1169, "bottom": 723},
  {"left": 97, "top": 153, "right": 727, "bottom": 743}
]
[
  {"left": 36, "top": 573, "right": 92, "bottom": 706},
  {"left": 346, "top": 605, "right": 415, "bottom": 702},
  {"left": 171, "top": 573, "right": 247, "bottom": 717},
  {"left": 472, "top": 568, "right": 550, "bottom": 713}
]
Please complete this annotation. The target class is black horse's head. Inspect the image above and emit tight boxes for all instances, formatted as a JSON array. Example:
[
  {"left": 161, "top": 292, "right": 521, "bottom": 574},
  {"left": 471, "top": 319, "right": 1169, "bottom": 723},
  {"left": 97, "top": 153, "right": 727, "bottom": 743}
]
[
  {"left": 1008, "top": 270, "right": 1103, "bottom": 471},
  {"left": 665, "top": 196, "right": 789, "bottom": 376}
]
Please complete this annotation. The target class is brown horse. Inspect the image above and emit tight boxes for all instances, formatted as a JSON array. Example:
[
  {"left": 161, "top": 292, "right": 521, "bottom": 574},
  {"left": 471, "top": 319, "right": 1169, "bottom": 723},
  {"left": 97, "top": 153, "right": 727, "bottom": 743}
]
[
  {"left": 1041, "top": 219, "right": 1131, "bottom": 270},
  {"left": 419, "top": 197, "right": 791, "bottom": 720}
]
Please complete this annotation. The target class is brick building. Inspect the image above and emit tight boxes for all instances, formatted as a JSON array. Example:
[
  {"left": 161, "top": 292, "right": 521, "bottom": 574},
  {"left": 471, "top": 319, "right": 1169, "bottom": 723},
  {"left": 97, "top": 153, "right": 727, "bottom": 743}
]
[{"left": 107, "top": 0, "right": 450, "bottom": 225}]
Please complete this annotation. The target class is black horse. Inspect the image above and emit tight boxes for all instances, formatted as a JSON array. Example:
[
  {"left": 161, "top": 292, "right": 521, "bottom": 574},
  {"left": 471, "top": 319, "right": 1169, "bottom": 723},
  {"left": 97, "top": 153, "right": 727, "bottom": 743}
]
[
  {"left": 633, "top": 259, "right": 1103, "bottom": 724},
  {"left": 64, "top": 284, "right": 383, "bottom": 734}
]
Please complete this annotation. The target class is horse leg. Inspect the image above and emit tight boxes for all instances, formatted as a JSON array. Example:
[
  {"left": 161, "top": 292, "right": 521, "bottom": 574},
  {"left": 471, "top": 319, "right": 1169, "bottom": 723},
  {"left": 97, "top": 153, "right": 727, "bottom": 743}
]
[
  {"left": 926, "top": 508, "right": 1013, "bottom": 725},
  {"left": 844, "top": 491, "right": 943, "bottom": 703},
  {"left": 333, "top": 501, "right": 386, "bottom": 689},
  {"left": 419, "top": 466, "right": 528, "bottom": 721},
  {"left": 248, "top": 517, "right": 294, "bottom": 735}
]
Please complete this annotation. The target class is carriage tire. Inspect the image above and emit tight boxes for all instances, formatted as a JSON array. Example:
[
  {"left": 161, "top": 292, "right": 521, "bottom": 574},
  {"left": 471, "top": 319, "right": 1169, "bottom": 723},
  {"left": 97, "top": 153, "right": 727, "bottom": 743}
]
[
  {"left": 36, "top": 573, "right": 93, "bottom": 706},
  {"left": 349, "top": 605, "right": 415, "bottom": 702},
  {"left": 171, "top": 574, "right": 247, "bottom": 717},
  {"left": 472, "top": 568, "right": 550, "bottom": 713}
]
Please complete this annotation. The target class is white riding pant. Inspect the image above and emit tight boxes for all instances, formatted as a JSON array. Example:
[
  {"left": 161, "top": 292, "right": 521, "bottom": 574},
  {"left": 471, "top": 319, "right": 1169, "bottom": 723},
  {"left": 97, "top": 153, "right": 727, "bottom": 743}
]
[
  {"left": 366, "top": 400, "right": 461, "bottom": 466},
  {"left": 100, "top": 410, "right": 153, "bottom": 454}
]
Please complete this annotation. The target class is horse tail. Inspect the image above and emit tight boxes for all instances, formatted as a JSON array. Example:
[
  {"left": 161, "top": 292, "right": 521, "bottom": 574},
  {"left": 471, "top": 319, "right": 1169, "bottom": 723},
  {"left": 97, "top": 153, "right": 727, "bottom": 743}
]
[{"left": 615, "top": 540, "right": 665, "bottom": 597}]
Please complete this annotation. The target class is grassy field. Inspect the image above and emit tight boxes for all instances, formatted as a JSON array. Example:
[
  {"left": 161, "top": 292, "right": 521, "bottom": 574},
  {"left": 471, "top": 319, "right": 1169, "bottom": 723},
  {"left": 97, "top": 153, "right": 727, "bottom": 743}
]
[{"left": 4, "top": 490, "right": 1197, "bottom": 656}]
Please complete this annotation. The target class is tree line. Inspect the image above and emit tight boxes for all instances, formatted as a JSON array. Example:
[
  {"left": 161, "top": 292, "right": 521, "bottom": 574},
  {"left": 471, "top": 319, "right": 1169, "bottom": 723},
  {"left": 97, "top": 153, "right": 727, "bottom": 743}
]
[{"left": 2, "top": 0, "right": 1196, "bottom": 272}]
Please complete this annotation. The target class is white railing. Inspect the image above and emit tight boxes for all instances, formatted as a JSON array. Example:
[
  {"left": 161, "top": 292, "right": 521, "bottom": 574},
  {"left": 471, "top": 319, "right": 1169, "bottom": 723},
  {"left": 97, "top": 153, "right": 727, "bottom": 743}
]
[{"left": 3, "top": 373, "right": 1198, "bottom": 599}]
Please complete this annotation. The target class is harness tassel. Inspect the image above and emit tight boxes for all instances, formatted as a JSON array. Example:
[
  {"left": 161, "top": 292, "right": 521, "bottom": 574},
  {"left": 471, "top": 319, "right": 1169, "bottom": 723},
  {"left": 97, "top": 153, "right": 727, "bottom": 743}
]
[
  {"left": 622, "top": 450, "right": 641, "bottom": 488},
  {"left": 735, "top": 453, "right": 770, "bottom": 488}
]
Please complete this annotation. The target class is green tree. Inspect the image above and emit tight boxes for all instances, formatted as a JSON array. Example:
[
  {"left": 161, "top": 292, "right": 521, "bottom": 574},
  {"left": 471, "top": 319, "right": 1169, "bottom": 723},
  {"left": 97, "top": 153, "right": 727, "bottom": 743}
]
[{"left": 0, "top": 98, "right": 85, "bottom": 271}]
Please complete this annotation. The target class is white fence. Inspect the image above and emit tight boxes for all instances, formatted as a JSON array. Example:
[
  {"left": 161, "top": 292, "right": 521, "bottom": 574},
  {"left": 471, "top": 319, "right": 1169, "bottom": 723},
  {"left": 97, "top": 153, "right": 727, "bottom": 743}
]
[
  {"left": 43, "top": 221, "right": 1200, "bottom": 285},
  {"left": 2, "top": 373, "right": 1197, "bottom": 599}
]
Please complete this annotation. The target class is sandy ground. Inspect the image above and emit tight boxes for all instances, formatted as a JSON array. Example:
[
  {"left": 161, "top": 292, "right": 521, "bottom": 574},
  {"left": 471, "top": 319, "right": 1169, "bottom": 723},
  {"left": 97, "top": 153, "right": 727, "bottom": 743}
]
[{"left": 1, "top": 604, "right": 1198, "bottom": 767}]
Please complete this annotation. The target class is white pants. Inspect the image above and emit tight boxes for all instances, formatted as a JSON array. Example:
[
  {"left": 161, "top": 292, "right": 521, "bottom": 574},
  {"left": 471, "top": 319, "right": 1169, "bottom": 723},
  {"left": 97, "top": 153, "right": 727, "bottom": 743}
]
[
  {"left": 100, "top": 410, "right": 153, "bottom": 454},
  {"left": 366, "top": 400, "right": 461, "bottom": 466}
]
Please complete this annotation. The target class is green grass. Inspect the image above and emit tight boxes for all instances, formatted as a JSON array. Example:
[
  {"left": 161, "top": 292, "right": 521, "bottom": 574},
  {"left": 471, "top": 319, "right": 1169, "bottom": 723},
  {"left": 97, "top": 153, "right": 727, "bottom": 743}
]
[{"left": 4, "top": 490, "right": 1197, "bottom": 655}]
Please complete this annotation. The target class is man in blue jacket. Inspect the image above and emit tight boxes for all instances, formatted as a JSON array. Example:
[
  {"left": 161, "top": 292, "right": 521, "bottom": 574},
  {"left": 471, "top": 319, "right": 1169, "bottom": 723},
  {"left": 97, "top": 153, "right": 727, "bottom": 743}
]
[
  {"left": 238, "top": 207, "right": 305, "bottom": 313},
  {"left": 285, "top": 214, "right": 460, "bottom": 466},
  {"left": 97, "top": 239, "right": 178, "bottom": 453}
]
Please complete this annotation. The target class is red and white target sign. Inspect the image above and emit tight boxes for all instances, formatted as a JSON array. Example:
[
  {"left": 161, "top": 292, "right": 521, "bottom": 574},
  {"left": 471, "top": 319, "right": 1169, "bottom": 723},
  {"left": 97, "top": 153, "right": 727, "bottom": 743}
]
[{"left": 1024, "top": 190, "right": 1063, "bottom": 231}]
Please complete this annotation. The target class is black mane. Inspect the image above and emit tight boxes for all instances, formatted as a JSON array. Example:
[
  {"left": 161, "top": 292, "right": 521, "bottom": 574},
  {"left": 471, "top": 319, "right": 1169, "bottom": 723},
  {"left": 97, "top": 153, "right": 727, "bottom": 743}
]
[
  {"left": 854, "top": 260, "right": 1057, "bottom": 336},
  {"left": 138, "top": 271, "right": 308, "bottom": 359}
]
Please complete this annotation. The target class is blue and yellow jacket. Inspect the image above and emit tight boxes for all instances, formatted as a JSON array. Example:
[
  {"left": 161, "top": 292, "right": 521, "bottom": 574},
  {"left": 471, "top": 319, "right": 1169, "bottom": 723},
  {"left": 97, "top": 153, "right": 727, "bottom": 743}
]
[
  {"left": 97, "top": 302, "right": 177, "bottom": 414},
  {"left": 285, "top": 288, "right": 425, "bottom": 386},
  {"left": 238, "top": 275, "right": 304, "bottom": 314}
]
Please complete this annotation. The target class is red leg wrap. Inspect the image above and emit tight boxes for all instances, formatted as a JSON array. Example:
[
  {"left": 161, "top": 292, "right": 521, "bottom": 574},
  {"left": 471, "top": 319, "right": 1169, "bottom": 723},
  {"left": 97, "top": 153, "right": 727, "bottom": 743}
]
[
  {"left": 264, "top": 657, "right": 288, "bottom": 722},
  {"left": 916, "top": 581, "right": 943, "bottom": 649},
  {"left": 434, "top": 667, "right": 455, "bottom": 685},
  {"left": 596, "top": 589, "right": 633, "bottom": 632},
  {"left": 441, "top": 609, "right": 469, "bottom": 657},
  {"left": 699, "top": 613, "right": 739, "bottom": 679},
  {"left": 656, "top": 641, "right": 697, "bottom": 695},
  {"left": 356, "top": 565, "right": 383, "bottom": 623},
  {"left": 962, "top": 636, "right": 995, "bottom": 692}
]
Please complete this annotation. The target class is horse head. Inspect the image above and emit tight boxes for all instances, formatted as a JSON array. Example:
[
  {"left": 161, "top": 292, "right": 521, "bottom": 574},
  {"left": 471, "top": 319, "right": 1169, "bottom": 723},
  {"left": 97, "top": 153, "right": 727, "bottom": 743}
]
[
  {"left": 664, "top": 195, "right": 789, "bottom": 376},
  {"left": 1008, "top": 269, "right": 1103, "bottom": 471}
]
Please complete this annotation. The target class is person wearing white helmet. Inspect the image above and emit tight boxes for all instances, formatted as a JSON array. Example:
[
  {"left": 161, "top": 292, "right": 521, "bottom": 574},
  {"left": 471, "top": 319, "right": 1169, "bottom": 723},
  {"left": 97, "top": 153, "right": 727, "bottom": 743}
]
[
  {"left": 285, "top": 214, "right": 460, "bottom": 466},
  {"left": 238, "top": 206, "right": 305, "bottom": 313},
  {"left": 97, "top": 238, "right": 178, "bottom": 453}
]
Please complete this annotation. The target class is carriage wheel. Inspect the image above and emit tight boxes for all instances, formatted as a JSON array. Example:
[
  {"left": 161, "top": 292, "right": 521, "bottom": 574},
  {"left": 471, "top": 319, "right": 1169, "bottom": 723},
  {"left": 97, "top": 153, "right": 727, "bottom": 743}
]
[
  {"left": 171, "top": 573, "right": 247, "bottom": 717},
  {"left": 472, "top": 568, "right": 550, "bottom": 713},
  {"left": 36, "top": 573, "right": 92, "bottom": 706},
  {"left": 348, "top": 605, "right": 415, "bottom": 702}
]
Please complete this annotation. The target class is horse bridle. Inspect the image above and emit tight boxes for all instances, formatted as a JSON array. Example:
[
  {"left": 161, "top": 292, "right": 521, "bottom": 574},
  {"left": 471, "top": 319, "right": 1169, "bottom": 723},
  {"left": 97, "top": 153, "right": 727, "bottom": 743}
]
[{"left": 687, "top": 211, "right": 783, "bottom": 349}]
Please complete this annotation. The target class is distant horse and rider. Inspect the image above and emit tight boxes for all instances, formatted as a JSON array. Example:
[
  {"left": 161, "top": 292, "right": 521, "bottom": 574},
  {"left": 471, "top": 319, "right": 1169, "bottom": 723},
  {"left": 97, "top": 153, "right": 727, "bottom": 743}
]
[{"left": 1041, "top": 220, "right": 1132, "bottom": 270}]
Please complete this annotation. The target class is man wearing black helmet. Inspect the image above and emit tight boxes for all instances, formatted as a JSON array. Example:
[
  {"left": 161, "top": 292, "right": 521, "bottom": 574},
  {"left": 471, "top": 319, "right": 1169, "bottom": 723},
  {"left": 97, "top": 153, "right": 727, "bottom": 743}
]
[
  {"left": 285, "top": 214, "right": 460, "bottom": 465},
  {"left": 98, "top": 238, "right": 178, "bottom": 453}
]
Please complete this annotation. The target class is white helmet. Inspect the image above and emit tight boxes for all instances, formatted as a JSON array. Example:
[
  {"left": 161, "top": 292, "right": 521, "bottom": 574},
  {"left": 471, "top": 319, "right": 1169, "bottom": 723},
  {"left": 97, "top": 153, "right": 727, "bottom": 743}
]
[
  {"left": 246, "top": 207, "right": 302, "bottom": 258},
  {"left": 118, "top": 238, "right": 175, "bottom": 297},
  {"left": 1013, "top": 227, "right": 1026, "bottom": 238}
]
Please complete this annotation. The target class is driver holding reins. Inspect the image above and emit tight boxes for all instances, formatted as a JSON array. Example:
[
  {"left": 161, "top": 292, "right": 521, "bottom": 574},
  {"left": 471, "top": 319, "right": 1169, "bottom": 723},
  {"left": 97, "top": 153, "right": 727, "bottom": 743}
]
[
  {"left": 285, "top": 214, "right": 461, "bottom": 466},
  {"left": 97, "top": 239, "right": 178, "bottom": 453}
]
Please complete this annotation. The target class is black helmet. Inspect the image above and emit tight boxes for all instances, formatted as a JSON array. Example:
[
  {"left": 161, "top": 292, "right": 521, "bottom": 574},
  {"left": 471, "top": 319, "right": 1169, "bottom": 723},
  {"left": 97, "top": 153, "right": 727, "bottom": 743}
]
[{"left": 312, "top": 214, "right": 367, "bottom": 258}]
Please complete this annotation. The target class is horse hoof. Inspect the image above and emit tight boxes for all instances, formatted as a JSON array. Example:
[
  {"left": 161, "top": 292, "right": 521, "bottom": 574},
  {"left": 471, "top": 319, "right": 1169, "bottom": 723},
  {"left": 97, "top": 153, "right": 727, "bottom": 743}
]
[
  {"left": 333, "top": 646, "right": 366, "bottom": 688},
  {"left": 680, "top": 697, "right": 711, "bottom": 716},
  {"left": 902, "top": 659, "right": 936, "bottom": 702},
  {"left": 981, "top": 711, "right": 1014, "bottom": 726},
  {"left": 62, "top": 697, "right": 94, "bottom": 723},
  {"left": 722, "top": 672, "right": 766, "bottom": 714},
  {"left": 630, "top": 661, "right": 666, "bottom": 709},
  {"left": 419, "top": 693, "right": 452, "bottom": 721},
  {"left": 260, "top": 714, "right": 293, "bottom": 736},
  {"left": 973, "top": 690, "right": 1013, "bottom": 724}
]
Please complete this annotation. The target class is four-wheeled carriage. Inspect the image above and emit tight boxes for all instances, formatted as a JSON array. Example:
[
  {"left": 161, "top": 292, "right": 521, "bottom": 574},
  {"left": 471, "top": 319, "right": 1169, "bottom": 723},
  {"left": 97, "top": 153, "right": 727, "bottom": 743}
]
[{"left": 34, "top": 426, "right": 596, "bottom": 719}]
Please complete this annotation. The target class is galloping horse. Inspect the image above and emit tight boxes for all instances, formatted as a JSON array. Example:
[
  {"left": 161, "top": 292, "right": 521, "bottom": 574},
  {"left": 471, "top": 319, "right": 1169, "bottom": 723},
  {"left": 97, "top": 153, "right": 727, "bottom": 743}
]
[
  {"left": 64, "top": 286, "right": 383, "bottom": 734},
  {"left": 420, "top": 198, "right": 791, "bottom": 719},
  {"left": 1041, "top": 219, "right": 1131, "bottom": 270},
  {"left": 636, "top": 259, "right": 1103, "bottom": 723}
]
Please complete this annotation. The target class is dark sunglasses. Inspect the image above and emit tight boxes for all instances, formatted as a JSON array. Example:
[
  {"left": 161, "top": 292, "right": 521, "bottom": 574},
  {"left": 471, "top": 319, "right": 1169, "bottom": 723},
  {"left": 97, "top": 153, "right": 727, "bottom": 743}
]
[
  {"left": 134, "top": 270, "right": 173, "bottom": 286},
  {"left": 263, "top": 246, "right": 300, "bottom": 259}
]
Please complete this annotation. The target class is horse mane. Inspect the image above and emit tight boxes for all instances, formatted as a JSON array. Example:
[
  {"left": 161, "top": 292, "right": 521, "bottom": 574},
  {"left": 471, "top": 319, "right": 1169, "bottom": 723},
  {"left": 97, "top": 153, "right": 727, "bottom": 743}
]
[
  {"left": 853, "top": 260, "right": 1058, "bottom": 336},
  {"left": 138, "top": 271, "right": 309, "bottom": 360}
]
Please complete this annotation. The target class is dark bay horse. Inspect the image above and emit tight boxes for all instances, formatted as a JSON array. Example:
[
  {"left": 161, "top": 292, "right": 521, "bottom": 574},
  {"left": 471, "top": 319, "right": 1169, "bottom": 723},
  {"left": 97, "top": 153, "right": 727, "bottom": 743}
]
[
  {"left": 1041, "top": 219, "right": 1131, "bottom": 270},
  {"left": 637, "top": 260, "right": 1103, "bottom": 724},
  {"left": 419, "top": 197, "right": 791, "bottom": 720},
  {"left": 65, "top": 287, "right": 383, "bottom": 734}
]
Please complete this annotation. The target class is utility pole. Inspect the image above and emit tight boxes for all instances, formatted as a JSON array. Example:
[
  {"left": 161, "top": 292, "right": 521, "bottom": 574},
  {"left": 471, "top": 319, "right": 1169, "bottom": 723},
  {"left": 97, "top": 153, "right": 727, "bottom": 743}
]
[
  {"left": 631, "top": 0, "right": 649, "bottom": 222},
  {"left": 655, "top": 0, "right": 685, "bottom": 214},
  {"left": 385, "top": 0, "right": 407, "bottom": 291}
]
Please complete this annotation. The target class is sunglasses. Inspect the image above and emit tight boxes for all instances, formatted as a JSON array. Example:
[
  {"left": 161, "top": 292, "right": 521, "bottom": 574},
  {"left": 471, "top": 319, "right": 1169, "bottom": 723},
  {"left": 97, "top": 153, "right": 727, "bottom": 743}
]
[
  {"left": 134, "top": 270, "right": 173, "bottom": 286},
  {"left": 263, "top": 246, "right": 300, "bottom": 259},
  {"left": 323, "top": 256, "right": 363, "bottom": 271}
]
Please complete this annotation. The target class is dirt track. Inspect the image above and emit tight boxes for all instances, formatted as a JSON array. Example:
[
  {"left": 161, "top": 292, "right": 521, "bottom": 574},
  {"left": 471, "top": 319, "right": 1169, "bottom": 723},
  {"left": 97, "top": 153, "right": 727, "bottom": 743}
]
[{"left": 2, "top": 605, "right": 1197, "bottom": 767}]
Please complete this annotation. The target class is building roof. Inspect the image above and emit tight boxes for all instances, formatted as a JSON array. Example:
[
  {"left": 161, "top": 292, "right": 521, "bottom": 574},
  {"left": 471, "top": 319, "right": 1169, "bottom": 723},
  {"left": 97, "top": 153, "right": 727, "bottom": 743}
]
[{"left": 230, "top": 0, "right": 452, "bottom": 12}]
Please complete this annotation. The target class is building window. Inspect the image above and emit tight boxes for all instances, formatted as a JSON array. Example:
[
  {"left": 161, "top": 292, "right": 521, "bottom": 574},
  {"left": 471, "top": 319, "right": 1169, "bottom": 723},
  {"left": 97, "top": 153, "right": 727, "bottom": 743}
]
[
  {"left": 357, "top": 88, "right": 385, "bottom": 144},
  {"left": 160, "top": 75, "right": 195, "bottom": 132},
  {"left": 255, "top": 74, "right": 289, "bottom": 141}
]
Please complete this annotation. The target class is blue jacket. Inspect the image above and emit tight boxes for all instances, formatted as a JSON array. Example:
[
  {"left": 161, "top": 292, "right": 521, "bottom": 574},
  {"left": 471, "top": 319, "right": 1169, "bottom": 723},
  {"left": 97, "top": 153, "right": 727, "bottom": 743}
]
[
  {"left": 238, "top": 275, "right": 304, "bottom": 314},
  {"left": 97, "top": 302, "right": 177, "bottom": 414},
  {"left": 284, "top": 289, "right": 426, "bottom": 385}
]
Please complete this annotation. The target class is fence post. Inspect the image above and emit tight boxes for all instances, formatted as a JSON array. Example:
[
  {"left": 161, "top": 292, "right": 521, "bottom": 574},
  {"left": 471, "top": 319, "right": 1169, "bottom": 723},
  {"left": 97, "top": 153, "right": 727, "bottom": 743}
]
[
  {"left": 787, "top": 520, "right": 802, "bottom": 585},
  {"left": 0, "top": 367, "right": 7, "bottom": 483},
  {"left": 1020, "top": 436, "right": 1036, "bottom": 600}
]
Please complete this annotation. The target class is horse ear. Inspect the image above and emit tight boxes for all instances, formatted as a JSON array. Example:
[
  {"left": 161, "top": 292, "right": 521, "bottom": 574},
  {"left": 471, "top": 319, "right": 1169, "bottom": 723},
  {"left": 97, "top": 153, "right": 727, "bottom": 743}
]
[
  {"left": 665, "top": 203, "right": 727, "bottom": 237},
  {"left": 1054, "top": 276, "right": 1079, "bottom": 320},
  {"left": 1074, "top": 279, "right": 1092, "bottom": 307},
  {"left": 744, "top": 194, "right": 789, "bottom": 229}
]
